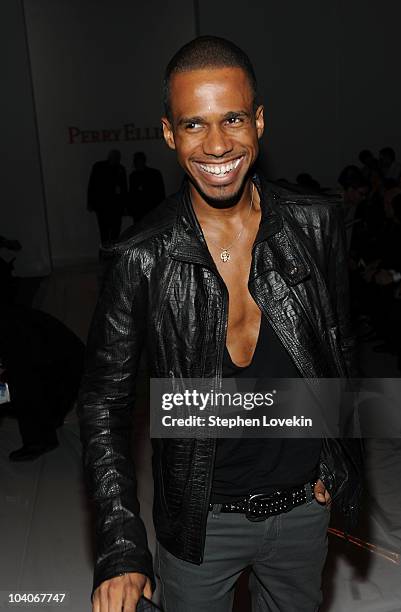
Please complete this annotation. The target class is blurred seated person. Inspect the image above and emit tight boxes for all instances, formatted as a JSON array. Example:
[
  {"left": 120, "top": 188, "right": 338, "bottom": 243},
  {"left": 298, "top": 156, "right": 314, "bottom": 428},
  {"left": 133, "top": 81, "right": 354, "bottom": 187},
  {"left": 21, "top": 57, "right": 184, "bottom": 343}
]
[
  {"left": 379, "top": 147, "right": 401, "bottom": 182},
  {"left": 296, "top": 172, "right": 321, "bottom": 193},
  {"left": 371, "top": 194, "right": 401, "bottom": 286},
  {"left": 338, "top": 164, "right": 363, "bottom": 189},
  {"left": 87, "top": 150, "right": 127, "bottom": 246},
  {"left": 356, "top": 194, "right": 401, "bottom": 356},
  {"left": 383, "top": 179, "right": 401, "bottom": 220},
  {"left": 358, "top": 149, "right": 380, "bottom": 181},
  {"left": 0, "top": 305, "right": 85, "bottom": 461},
  {"left": 371, "top": 194, "right": 401, "bottom": 366},
  {"left": 338, "top": 168, "right": 370, "bottom": 251},
  {"left": 128, "top": 152, "right": 165, "bottom": 223},
  {"left": 0, "top": 235, "right": 22, "bottom": 302}
]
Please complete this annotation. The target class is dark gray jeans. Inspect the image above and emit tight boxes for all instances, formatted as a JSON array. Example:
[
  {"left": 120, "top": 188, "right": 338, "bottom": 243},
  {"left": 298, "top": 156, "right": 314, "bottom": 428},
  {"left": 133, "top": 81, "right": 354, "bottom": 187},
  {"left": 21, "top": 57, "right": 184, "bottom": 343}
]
[{"left": 156, "top": 498, "right": 330, "bottom": 612}]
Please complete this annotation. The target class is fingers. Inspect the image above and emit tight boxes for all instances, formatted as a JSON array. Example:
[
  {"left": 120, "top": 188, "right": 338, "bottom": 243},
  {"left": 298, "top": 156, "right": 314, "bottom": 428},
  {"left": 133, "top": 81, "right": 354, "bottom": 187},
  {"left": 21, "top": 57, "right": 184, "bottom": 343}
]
[
  {"left": 92, "top": 591, "right": 100, "bottom": 612},
  {"left": 314, "top": 479, "right": 326, "bottom": 503},
  {"left": 314, "top": 478, "right": 332, "bottom": 505},
  {"left": 92, "top": 573, "right": 150, "bottom": 612},
  {"left": 143, "top": 578, "right": 153, "bottom": 600},
  {"left": 92, "top": 583, "right": 111, "bottom": 612},
  {"left": 121, "top": 581, "right": 145, "bottom": 612},
  {"left": 107, "top": 580, "right": 124, "bottom": 612}
]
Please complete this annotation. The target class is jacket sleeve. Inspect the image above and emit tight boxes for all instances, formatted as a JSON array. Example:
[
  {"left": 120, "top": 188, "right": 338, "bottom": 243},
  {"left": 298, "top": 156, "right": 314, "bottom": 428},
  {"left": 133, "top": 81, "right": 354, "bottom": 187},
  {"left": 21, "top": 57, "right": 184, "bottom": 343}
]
[
  {"left": 77, "top": 247, "right": 154, "bottom": 600},
  {"left": 324, "top": 203, "right": 357, "bottom": 378},
  {"left": 319, "top": 204, "right": 364, "bottom": 527}
]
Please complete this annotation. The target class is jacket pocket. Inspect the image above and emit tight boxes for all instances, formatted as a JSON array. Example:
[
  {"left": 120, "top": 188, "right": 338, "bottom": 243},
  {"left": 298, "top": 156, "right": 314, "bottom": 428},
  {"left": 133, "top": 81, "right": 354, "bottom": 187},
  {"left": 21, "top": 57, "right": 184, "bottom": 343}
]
[{"left": 319, "top": 436, "right": 364, "bottom": 529}]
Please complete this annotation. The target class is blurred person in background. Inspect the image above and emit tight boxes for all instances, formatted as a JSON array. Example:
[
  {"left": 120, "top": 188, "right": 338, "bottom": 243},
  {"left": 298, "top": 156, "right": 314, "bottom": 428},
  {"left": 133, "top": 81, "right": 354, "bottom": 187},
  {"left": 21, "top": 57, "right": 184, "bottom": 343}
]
[
  {"left": 358, "top": 149, "right": 379, "bottom": 181},
  {"left": 338, "top": 167, "right": 370, "bottom": 251},
  {"left": 87, "top": 149, "right": 127, "bottom": 246},
  {"left": 379, "top": 147, "right": 401, "bottom": 182},
  {"left": 0, "top": 235, "right": 21, "bottom": 302},
  {"left": 366, "top": 193, "right": 401, "bottom": 364},
  {"left": 0, "top": 303, "right": 85, "bottom": 461},
  {"left": 128, "top": 152, "right": 165, "bottom": 223},
  {"left": 295, "top": 172, "right": 322, "bottom": 193},
  {"left": 0, "top": 236, "right": 85, "bottom": 461}
]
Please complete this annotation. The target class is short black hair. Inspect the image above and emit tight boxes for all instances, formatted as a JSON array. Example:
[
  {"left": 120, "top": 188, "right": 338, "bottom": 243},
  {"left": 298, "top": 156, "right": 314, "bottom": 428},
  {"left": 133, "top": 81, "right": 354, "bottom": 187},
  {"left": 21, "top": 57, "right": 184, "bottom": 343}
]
[
  {"left": 163, "top": 35, "right": 258, "bottom": 119},
  {"left": 380, "top": 147, "right": 396, "bottom": 162},
  {"left": 338, "top": 165, "right": 367, "bottom": 189}
]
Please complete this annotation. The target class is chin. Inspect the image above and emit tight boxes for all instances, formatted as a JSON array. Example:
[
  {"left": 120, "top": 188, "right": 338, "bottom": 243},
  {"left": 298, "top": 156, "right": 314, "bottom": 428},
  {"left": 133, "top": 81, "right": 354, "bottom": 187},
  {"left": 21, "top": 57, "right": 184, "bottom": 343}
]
[{"left": 190, "top": 174, "right": 249, "bottom": 209}]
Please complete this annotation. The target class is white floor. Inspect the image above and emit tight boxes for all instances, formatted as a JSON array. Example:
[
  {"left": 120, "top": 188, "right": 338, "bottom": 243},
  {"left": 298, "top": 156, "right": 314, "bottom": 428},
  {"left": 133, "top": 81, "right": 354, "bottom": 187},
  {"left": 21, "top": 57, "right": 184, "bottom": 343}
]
[{"left": 1, "top": 264, "right": 401, "bottom": 611}]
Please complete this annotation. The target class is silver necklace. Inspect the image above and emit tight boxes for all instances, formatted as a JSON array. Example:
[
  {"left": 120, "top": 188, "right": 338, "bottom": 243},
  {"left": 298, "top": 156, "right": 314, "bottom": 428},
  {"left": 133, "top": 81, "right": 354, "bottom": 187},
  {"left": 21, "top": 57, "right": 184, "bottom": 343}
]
[{"left": 206, "top": 183, "right": 255, "bottom": 263}]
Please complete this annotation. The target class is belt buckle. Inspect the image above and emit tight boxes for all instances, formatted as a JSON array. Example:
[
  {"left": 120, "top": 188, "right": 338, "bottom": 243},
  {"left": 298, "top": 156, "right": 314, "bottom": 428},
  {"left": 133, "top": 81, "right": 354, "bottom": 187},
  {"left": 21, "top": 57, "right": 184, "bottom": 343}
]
[{"left": 245, "top": 493, "right": 271, "bottom": 522}]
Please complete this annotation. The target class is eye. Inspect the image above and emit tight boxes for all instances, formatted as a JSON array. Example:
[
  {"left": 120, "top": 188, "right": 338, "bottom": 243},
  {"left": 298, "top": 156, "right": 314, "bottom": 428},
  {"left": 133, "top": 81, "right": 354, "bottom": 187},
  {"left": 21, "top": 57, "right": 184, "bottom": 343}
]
[
  {"left": 226, "top": 116, "right": 243, "bottom": 125},
  {"left": 185, "top": 122, "right": 202, "bottom": 130}
]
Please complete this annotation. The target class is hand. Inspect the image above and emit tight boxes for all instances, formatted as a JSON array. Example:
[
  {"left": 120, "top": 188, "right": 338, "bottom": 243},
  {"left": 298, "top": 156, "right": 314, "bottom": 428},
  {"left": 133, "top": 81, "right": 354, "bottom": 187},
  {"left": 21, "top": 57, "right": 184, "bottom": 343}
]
[
  {"left": 92, "top": 572, "right": 152, "bottom": 612},
  {"left": 314, "top": 478, "right": 331, "bottom": 507},
  {"left": 374, "top": 269, "right": 393, "bottom": 286}
]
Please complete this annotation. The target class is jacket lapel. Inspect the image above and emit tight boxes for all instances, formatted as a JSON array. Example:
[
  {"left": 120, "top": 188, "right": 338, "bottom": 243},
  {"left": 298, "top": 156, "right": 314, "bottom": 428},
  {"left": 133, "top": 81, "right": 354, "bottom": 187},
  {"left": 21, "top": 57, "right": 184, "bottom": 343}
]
[{"left": 168, "top": 181, "right": 219, "bottom": 270}]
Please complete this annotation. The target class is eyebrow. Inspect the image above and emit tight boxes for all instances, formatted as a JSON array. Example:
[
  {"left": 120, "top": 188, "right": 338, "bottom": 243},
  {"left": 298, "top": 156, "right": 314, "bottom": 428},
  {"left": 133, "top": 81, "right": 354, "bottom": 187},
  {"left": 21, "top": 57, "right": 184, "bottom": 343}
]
[
  {"left": 223, "top": 111, "right": 250, "bottom": 120},
  {"left": 177, "top": 110, "right": 251, "bottom": 127}
]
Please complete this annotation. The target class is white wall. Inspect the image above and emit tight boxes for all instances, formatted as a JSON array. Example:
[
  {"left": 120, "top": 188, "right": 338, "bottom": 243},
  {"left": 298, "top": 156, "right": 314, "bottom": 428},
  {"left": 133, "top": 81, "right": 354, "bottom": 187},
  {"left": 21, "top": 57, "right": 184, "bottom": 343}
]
[
  {"left": 199, "top": 1, "right": 341, "bottom": 185},
  {"left": 1, "top": 0, "right": 51, "bottom": 276},
  {"left": 24, "top": 0, "right": 195, "bottom": 265},
  {"left": 337, "top": 0, "right": 401, "bottom": 168},
  {"left": 20, "top": 0, "right": 401, "bottom": 266},
  {"left": 198, "top": 0, "right": 401, "bottom": 186}
]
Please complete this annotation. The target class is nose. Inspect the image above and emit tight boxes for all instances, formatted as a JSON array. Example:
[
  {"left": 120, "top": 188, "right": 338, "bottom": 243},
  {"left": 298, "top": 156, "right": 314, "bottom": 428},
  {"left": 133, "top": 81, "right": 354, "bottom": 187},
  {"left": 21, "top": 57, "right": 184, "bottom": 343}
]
[{"left": 202, "top": 124, "right": 233, "bottom": 157}]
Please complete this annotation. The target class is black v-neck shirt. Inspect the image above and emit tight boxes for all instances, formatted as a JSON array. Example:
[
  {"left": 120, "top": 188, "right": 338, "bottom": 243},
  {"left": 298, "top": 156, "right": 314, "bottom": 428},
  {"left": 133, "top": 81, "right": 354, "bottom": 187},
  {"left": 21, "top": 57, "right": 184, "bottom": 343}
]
[{"left": 210, "top": 315, "right": 321, "bottom": 502}]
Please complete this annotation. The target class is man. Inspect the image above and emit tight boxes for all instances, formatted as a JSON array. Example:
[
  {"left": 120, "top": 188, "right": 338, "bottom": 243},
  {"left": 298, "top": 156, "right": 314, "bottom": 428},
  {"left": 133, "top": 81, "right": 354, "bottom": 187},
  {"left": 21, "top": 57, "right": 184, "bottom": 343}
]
[
  {"left": 1, "top": 306, "right": 85, "bottom": 461},
  {"left": 341, "top": 172, "right": 370, "bottom": 251},
  {"left": 379, "top": 147, "right": 401, "bottom": 182},
  {"left": 358, "top": 149, "right": 379, "bottom": 181},
  {"left": 87, "top": 149, "right": 127, "bottom": 246},
  {"left": 128, "top": 152, "right": 166, "bottom": 223},
  {"left": 78, "top": 36, "right": 363, "bottom": 611}
]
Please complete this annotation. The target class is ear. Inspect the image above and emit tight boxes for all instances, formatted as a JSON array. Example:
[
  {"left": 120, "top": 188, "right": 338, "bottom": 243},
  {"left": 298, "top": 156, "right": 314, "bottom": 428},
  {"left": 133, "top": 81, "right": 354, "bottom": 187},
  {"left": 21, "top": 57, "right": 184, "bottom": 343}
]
[
  {"left": 161, "top": 117, "right": 176, "bottom": 150},
  {"left": 255, "top": 105, "right": 265, "bottom": 140}
]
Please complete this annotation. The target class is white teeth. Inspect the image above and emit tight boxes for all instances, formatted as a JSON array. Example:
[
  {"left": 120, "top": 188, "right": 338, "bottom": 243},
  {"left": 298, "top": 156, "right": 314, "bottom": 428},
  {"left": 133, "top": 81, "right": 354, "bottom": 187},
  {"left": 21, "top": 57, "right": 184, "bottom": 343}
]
[{"left": 199, "top": 158, "right": 241, "bottom": 175}]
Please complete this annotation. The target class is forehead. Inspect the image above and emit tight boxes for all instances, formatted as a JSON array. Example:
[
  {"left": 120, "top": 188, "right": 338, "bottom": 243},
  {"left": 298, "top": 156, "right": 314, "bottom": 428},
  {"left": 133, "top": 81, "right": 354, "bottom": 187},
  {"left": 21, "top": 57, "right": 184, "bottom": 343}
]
[{"left": 168, "top": 67, "right": 254, "bottom": 118}]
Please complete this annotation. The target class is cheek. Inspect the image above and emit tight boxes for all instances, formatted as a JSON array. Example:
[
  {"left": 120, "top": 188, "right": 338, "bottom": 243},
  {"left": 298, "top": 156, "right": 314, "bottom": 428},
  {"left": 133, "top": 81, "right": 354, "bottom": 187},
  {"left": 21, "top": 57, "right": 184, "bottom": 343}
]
[
  {"left": 175, "top": 137, "right": 200, "bottom": 163},
  {"left": 175, "top": 146, "right": 191, "bottom": 166}
]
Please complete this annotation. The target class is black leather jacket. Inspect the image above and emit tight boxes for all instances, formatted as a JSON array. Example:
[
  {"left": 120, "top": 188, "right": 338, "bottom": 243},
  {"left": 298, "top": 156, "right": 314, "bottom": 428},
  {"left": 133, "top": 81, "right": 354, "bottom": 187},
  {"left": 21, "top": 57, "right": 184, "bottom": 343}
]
[{"left": 78, "top": 175, "right": 363, "bottom": 598}]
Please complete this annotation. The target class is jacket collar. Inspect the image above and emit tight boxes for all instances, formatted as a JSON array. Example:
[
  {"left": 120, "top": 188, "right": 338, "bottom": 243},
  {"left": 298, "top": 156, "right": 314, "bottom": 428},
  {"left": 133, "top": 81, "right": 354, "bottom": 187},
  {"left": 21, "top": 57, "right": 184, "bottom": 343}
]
[{"left": 169, "top": 173, "right": 309, "bottom": 285}]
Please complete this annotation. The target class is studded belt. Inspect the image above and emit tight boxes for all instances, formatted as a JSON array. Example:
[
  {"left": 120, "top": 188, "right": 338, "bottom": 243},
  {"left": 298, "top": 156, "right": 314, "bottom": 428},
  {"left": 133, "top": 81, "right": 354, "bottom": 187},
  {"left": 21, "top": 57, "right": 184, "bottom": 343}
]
[{"left": 208, "top": 481, "right": 316, "bottom": 522}]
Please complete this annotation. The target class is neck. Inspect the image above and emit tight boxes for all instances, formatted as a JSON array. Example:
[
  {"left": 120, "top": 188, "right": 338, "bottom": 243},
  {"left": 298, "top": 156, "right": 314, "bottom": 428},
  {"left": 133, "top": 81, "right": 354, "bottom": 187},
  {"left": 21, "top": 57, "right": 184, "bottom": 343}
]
[{"left": 190, "top": 178, "right": 260, "bottom": 225}]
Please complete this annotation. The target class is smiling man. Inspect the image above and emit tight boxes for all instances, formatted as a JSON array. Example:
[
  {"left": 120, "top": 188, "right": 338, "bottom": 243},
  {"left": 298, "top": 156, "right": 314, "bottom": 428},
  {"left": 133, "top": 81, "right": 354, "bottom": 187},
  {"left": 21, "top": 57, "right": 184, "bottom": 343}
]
[{"left": 78, "top": 36, "right": 363, "bottom": 612}]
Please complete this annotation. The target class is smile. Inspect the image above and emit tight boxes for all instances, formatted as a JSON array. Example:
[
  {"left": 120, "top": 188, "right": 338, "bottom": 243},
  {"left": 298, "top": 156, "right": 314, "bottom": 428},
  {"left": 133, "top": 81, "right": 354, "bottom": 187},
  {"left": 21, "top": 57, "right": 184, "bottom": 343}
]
[{"left": 196, "top": 157, "right": 243, "bottom": 176}]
